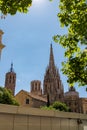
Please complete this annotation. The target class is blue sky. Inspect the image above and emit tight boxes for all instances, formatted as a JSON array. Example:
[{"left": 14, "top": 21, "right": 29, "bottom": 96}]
[{"left": 0, "top": 0, "right": 87, "bottom": 97}]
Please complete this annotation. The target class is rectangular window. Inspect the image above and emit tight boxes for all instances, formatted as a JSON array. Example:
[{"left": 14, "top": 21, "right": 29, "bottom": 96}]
[{"left": 26, "top": 99, "right": 29, "bottom": 104}]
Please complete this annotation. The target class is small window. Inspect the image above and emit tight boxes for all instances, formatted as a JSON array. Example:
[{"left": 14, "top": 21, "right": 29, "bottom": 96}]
[
  {"left": 26, "top": 99, "right": 29, "bottom": 104},
  {"left": 9, "top": 79, "right": 11, "bottom": 83},
  {"left": 35, "top": 86, "right": 37, "bottom": 90},
  {"left": 9, "top": 75, "right": 11, "bottom": 83}
]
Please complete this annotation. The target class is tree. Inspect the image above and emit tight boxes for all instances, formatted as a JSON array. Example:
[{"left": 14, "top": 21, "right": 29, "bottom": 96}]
[
  {"left": 47, "top": 94, "right": 50, "bottom": 107},
  {"left": 53, "top": 0, "right": 87, "bottom": 86},
  {"left": 0, "top": 0, "right": 32, "bottom": 16},
  {"left": 41, "top": 101, "right": 70, "bottom": 112},
  {"left": 52, "top": 101, "right": 69, "bottom": 112},
  {"left": 0, "top": 87, "right": 19, "bottom": 105}
]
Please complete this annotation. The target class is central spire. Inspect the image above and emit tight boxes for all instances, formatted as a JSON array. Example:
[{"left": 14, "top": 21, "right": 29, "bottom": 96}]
[
  {"left": 49, "top": 44, "right": 55, "bottom": 69},
  {"left": 43, "top": 44, "right": 64, "bottom": 104}
]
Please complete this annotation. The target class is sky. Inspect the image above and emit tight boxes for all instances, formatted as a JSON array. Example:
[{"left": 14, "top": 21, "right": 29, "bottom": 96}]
[{"left": 0, "top": 0, "right": 87, "bottom": 97}]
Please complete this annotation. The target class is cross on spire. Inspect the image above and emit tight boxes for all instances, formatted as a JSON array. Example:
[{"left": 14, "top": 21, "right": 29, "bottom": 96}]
[{"left": 10, "top": 63, "right": 14, "bottom": 72}]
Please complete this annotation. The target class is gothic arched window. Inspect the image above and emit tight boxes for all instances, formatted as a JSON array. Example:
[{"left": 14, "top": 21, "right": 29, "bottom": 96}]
[{"left": 9, "top": 75, "right": 11, "bottom": 83}]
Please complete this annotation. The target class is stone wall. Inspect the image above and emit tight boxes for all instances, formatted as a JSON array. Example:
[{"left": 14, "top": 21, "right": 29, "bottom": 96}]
[{"left": 0, "top": 104, "right": 87, "bottom": 130}]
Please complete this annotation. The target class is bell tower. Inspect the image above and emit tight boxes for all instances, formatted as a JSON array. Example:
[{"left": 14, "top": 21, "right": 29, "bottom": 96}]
[
  {"left": 43, "top": 44, "right": 64, "bottom": 104},
  {"left": 30, "top": 80, "right": 42, "bottom": 96},
  {"left": 5, "top": 63, "right": 16, "bottom": 96}
]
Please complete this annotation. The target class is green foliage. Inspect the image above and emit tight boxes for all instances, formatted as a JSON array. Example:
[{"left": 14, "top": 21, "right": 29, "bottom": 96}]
[
  {"left": 41, "top": 101, "right": 69, "bottom": 112},
  {"left": 0, "top": 87, "right": 19, "bottom": 106},
  {"left": 62, "top": 51, "right": 87, "bottom": 86},
  {"left": 52, "top": 101, "right": 69, "bottom": 112},
  {"left": 0, "top": 0, "right": 32, "bottom": 15},
  {"left": 41, "top": 105, "right": 56, "bottom": 111},
  {"left": 53, "top": 0, "right": 87, "bottom": 86}
]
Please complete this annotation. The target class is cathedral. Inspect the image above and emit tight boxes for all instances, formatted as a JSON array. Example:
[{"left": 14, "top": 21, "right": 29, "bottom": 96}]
[{"left": 4, "top": 44, "right": 87, "bottom": 114}]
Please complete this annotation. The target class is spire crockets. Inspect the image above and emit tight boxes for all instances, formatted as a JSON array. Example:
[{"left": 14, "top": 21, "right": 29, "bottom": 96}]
[{"left": 49, "top": 44, "right": 55, "bottom": 69}]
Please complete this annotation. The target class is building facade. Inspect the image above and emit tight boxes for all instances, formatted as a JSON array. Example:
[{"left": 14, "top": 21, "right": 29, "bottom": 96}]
[{"left": 5, "top": 44, "right": 87, "bottom": 114}]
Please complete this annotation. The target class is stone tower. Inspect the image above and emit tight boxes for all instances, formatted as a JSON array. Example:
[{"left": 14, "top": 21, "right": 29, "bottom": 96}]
[
  {"left": 5, "top": 63, "right": 16, "bottom": 96},
  {"left": 64, "top": 86, "right": 79, "bottom": 113},
  {"left": 43, "top": 44, "right": 64, "bottom": 104},
  {"left": 31, "top": 80, "right": 42, "bottom": 96}
]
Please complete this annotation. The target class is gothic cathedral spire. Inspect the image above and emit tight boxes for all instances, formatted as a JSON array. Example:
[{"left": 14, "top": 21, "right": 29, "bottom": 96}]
[
  {"left": 49, "top": 44, "right": 55, "bottom": 69},
  {"left": 5, "top": 63, "right": 16, "bottom": 96},
  {"left": 43, "top": 44, "right": 64, "bottom": 104}
]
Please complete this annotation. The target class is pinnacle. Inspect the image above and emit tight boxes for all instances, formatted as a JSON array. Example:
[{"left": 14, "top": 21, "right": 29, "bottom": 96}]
[{"left": 49, "top": 44, "right": 55, "bottom": 69}]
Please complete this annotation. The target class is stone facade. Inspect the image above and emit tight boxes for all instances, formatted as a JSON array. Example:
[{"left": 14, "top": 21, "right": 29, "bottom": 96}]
[
  {"left": 31, "top": 80, "right": 42, "bottom": 96},
  {"left": 64, "top": 87, "right": 80, "bottom": 113},
  {"left": 79, "top": 98, "right": 87, "bottom": 114},
  {"left": 64, "top": 88, "right": 87, "bottom": 114},
  {"left": 15, "top": 90, "right": 46, "bottom": 108},
  {"left": 5, "top": 44, "right": 87, "bottom": 114}
]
